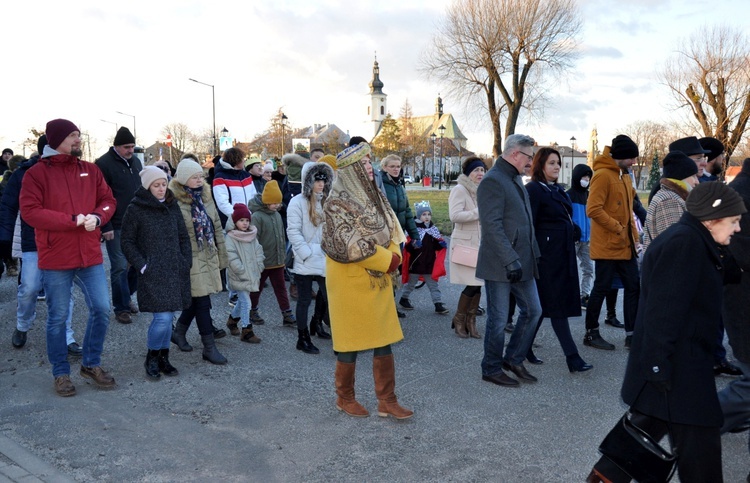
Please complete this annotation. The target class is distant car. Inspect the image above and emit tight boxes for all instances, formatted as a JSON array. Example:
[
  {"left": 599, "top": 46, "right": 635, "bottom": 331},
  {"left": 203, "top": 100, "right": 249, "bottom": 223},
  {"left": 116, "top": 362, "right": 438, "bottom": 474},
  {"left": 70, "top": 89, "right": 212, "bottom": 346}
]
[{"left": 403, "top": 175, "right": 414, "bottom": 184}]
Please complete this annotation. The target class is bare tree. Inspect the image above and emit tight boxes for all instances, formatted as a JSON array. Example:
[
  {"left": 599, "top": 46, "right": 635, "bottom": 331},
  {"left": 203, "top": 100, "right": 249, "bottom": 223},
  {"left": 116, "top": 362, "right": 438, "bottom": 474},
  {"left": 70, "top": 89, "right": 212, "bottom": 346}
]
[
  {"left": 660, "top": 25, "right": 750, "bottom": 158},
  {"left": 620, "top": 120, "right": 674, "bottom": 189},
  {"left": 187, "top": 128, "right": 214, "bottom": 157},
  {"left": 161, "top": 123, "right": 193, "bottom": 153},
  {"left": 420, "top": 0, "right": 582, "bottom": 156}
]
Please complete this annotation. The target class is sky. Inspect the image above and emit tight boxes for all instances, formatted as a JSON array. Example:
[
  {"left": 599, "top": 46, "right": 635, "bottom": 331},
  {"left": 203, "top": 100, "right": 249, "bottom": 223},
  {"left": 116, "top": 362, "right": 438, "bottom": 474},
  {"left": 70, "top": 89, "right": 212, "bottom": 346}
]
[{"left": 1, "top": 0, "right": 748, "bottom": 158}]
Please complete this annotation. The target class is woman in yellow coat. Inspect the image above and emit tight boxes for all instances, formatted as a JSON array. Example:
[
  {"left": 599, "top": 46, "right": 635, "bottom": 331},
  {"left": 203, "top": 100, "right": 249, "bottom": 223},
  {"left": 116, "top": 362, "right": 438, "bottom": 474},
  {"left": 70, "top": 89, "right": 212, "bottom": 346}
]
[{"left": 322, "top": 142, "right": 413, "bottom": 420}]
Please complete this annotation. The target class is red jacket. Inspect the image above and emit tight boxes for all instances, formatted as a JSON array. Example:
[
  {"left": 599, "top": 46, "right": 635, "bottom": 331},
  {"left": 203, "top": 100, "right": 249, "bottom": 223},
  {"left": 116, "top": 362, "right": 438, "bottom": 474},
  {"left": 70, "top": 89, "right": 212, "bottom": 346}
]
[{"left": 20, "top": 154, "right": 116, "bottom": 270}]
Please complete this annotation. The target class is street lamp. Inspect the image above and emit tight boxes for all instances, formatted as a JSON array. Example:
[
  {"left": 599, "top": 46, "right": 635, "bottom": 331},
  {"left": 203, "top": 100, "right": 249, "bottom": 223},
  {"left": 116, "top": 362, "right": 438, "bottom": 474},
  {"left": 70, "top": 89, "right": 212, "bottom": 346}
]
[
  {"left": 189, "top": 78, "right": 217, "bottom": 156},
  {"left": 438, "top": 124, "right": 446, "bottom": 190},
  {"left": 100, "top": 119, "right": 118, "bottom": 133},
  {"left": 277, "top": 112, "right": 288, "bottom": 157},
  {"left": 421, "top": 151, "right": 425, "bottom": 181},
  {"left": 116, "top": 111, "right": 136, "bottom": 140},
  {"left": 430, "top": 132, "right": 437, "bottom": 186},
  {"left": 569, "top": 136, "right": 577, "bottom": 186}
]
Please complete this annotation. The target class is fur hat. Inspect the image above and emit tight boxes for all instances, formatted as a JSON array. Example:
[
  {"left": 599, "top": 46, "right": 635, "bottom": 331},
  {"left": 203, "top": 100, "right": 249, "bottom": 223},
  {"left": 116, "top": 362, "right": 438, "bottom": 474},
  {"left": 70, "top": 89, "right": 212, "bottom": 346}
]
[
  {"left": 609, "top": 134, "right": 639, "bottom": 159},
  {"left": 113, "top": 127, "right": 136, "bottom": 146},
  {"left": 175, "top": 158, "right": 204, "bottom": 185},
  {"left": 36, "top": 135, "right": 47, "bottom": 156},
  {"left": 45, "top": 119, "right": 80, "bottom": 150},
  {"left": 282, "top": 152, "right": 309, "bottom": 183},
  {"left": 698, "top": 137, "right": 724, "bottom": 161},
  {"left": 336, "top": 143, "right": 371, "bottom": 169},
  {"left": 319, "top": 154, "right": 337, "bottom": 171},
  {"left": 231, "top": 203, "right": 252, "bottom": 224},
  {"left": 415, "top": 201, "right": 432, "bottom": 219},
  {"left": 301, "top": 162, "right": 333, "bottom": 198},
  {"left": 686, "top": 181, "right": 747, "bottom": 221},
  {"left": 140, "top": 165, "right": 168, "bottom": 189},
  {"left": 669, "top": 136, "right": 710, "bottom": 156},
  {"left": 261, "top": 180, "right": 282, "bottom": 204},
  {"left": 662, "top": 151, "right": 698, "bottom": 180}
]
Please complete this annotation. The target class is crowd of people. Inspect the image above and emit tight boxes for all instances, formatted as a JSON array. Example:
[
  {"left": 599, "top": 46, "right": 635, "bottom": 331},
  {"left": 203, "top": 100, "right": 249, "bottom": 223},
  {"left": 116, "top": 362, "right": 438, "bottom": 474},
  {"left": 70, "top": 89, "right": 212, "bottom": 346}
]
[{"left": 1, "top": 120, "right": 749, "bottom": 479}]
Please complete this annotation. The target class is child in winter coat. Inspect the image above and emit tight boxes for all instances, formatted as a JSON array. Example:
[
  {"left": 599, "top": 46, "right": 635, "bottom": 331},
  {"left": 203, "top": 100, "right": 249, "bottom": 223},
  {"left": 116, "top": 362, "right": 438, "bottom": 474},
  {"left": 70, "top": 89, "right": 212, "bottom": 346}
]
[
  {"left": 224, "top": 203, "right": 265, "bottom": 343},
  {"left": 248, "top": 180, "right": 296, "bottom": 326},
  {"left": 398, "top": 201, "right": 448, "bottom": 314}
]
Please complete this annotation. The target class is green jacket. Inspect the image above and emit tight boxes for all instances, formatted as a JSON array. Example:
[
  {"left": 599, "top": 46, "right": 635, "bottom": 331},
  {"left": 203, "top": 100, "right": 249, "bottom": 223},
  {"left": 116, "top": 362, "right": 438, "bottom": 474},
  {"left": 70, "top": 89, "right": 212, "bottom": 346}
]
[
  {"left": 380, "top": 171, "right": 418, "bottom": 240},
  {"left": 248, "top": 194, "right": 286, "bottom": 268}
]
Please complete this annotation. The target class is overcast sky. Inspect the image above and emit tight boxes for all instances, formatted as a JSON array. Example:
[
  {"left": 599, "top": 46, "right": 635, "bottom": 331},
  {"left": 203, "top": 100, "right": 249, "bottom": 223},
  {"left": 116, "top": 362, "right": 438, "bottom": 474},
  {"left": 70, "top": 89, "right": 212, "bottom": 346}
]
[{"left": 1, "top": 0, "right": 747, "bottom": 157}]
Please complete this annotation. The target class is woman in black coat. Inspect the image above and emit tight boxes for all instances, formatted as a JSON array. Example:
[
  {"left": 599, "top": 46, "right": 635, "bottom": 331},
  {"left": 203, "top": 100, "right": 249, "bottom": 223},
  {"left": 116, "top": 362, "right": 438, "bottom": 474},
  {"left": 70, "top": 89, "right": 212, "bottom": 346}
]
[
  {"left": 121, "top": 166, "right": 192, "bottom": 380},
  {"left": 525, "top": 147, "right": 591, "bottom": 372},
  {"left": 588, "top": 181, "right": 746, "bottom": 483}
]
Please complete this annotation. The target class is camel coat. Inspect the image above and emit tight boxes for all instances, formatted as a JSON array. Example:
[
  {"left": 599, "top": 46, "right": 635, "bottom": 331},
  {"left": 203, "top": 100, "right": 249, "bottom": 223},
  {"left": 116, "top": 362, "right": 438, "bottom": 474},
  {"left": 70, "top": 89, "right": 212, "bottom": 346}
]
[{"left": 448, "top": 174, "right": 483, "bottom": 286}]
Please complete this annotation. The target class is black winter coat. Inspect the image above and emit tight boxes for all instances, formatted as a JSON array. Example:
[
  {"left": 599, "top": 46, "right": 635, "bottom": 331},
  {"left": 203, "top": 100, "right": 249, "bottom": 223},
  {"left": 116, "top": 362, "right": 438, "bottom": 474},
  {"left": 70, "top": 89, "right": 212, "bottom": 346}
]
[
  {"left": 621, "top": 212, "right": 724, "bottom": 427},
  {"left": 121, "top": 187, "right": 192, "bottom": 313},
  {"left": 405, "top": 221, "right": 442, "bottom": 275},
  {"left": 526, "top": 180, "right": 581, "bottom": 318},
  {"left": 95, "top": 148, "right": 143, "bottom": 231},
  {"left": 725, "top": 168, "right": 750, "bottom": 363},
  {"left": 0, "top": 156, "right": 39, "bottom": 251}
]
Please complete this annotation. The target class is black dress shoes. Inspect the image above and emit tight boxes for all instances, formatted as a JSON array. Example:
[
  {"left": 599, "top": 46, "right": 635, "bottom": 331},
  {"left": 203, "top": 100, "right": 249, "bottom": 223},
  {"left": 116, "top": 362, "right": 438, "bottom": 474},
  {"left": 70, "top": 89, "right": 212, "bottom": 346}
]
[
  {"left": 502, "top": 361, "right": 537, "bottom": 382},
  {"left": 12, "top": 329, "right": 27, "bottom": 348},
  {"left": 481, "top": 371, "right": 519, "bottom": 387}
]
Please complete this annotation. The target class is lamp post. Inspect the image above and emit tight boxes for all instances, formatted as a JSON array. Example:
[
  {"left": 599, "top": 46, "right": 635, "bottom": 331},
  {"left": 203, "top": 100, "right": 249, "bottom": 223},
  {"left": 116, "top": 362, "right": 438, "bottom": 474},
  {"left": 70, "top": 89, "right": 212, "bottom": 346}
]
[
  {"left": 277, "top": 112, "right": 288, "bottom": 157},
  {"left": 430, "top": 132, "right": 437, "bottom": 186},
  {"left": 438, "top": 124, "right": 446, "bottom": 190},
  {"left": 421, "top": 151, "right": 425, "bottom": 181},
  {"left": 116, "top": 111, "right": 136, "bottom": 140},
  {"left": 569, "top": 136, "right": 577, "bottom": 186},
  {"left": 189, "top": 78, "right": 217, "bottom": 156},
  {"left": 100, "top": 119, "right": 118, "bottom": 134}
]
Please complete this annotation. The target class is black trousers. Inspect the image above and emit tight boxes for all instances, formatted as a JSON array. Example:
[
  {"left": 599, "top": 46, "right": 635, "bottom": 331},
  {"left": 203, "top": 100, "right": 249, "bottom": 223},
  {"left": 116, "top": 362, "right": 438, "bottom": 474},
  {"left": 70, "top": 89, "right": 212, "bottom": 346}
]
[{"left": 584, "top": 258, "right": 639, "bottom": 332}]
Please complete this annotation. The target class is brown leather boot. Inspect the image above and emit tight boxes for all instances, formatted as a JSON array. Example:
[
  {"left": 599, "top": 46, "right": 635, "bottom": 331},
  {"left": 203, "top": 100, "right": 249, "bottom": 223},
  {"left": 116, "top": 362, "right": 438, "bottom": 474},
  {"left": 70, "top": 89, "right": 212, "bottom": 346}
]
[
  {"left": 451, "top": 293, "right": 471, "bottom": 338},
  {"left": 335, "top": 361, "right": 369, "bottom": 417},
  {"left": 466, "top": 293, "right": 482, "bottom": 339},
  {"left": 226, "top": 315, "right": 240, "bottom": 336},
  {"left": 373, "top": 354, "right": 413, "bottom": 420}
]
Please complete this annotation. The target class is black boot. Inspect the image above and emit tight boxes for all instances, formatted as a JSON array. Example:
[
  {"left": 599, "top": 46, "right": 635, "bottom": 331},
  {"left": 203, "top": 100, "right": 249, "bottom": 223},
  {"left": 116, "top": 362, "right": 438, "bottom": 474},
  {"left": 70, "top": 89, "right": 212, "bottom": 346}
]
[
  {"left": 583, "top": 329, "right": 615, "bottom": 350},
  {"left": 158, "top": 349, "right": 179, "bottom": 376},
  {"left": 201, "top": 334, "right": 227, "bottom": 365},
  {"left": 171, "top": 320, "right": 193, "bottom": 352},
  {"left": 310, "top": 316, "right": 331, "bottom": 339},
  {"left": 296, "top": 328, "right": 320, "bottom": 354},
  {"left": 212, "top": 321, "right": 227, "bottom": 339},
  {"left": 144, "top": 350, "right": 161, "bottom": 379}
]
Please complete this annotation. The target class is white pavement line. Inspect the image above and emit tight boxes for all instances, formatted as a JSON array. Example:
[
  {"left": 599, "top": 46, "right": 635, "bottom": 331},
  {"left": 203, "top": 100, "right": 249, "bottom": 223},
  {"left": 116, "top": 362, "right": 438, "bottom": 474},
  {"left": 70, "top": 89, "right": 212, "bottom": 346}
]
[{"left": 0, "top": 434, "right": 75, "bottom": 483}]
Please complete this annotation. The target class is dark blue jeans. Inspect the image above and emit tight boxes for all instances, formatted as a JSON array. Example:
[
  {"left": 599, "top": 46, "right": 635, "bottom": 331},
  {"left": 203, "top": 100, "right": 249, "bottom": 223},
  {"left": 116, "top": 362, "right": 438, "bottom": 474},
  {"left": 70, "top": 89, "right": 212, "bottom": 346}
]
[
  {"left": 585, "top": 258, "right": 639, "bottom": 333},
  {"left": 294, "top": 274, "right": 327, "bottom": 330},
  {"left": 105, "top": 229, "right": 131, "bottom": 314}
]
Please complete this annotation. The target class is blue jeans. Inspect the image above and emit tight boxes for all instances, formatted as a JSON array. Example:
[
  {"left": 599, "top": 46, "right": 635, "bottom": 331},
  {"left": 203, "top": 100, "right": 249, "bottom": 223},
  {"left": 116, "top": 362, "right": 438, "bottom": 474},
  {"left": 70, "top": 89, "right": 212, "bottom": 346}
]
[
  {"left": 585, "top": 258, "right": 639, "bottom": 333},
  {"left": 230, "top": 291, "right": 251, "bottom": 328},
  {"left": 148, "top": 312, "right": 175, "bottom": 350},
  {"left": 481, "top": 279, "right": 542, "bottom": 374},
  {"left": 105, "top": 229, "right": 131, "bottom": 314},
  {"left": 18, "top": 252, "right": 76, "bottom": 345},
  {"left": 43, "top": 264, "right": 110, "bottom": 377}
]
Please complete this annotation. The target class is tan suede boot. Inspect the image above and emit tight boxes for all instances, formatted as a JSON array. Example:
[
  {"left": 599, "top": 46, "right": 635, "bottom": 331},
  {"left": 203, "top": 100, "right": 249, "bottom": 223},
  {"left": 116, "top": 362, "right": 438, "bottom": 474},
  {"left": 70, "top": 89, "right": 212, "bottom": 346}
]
[
  {"left": 226, "top": 315, "right": 240, "bottom": 336},
  {"left": 451, "top": 293, "right": 472, "bottom": 338},
  {"left": 335, "top": 361, "right": 369, "bottom": 417},
  {"left": 466, "top": 293, "right": 482, "bottom": 339},
  {"left": 373, "top": 354, "right": 413, "bottom": 420}
]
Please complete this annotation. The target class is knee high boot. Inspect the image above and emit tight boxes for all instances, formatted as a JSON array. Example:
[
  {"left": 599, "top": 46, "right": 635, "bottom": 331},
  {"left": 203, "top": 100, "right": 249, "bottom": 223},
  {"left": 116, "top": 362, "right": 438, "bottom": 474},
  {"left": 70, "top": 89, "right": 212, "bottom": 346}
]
[
  {"left": 201, "top": 333, "right": 227, "bottom": 365},
  {"left": 451, "top": 293, "right": 471, "bottom": 338},
  {"left": 334, "top": 361, "right": 369, "bottom": 417},
  {"left": 171, "top": 319, "right": 193, "bottom": 352},
  {"left": 373, "top": 354, "right": 413, "bottom": 420},
  {"left": 466, "top": 293, "right": 482, "bottom": 339}
]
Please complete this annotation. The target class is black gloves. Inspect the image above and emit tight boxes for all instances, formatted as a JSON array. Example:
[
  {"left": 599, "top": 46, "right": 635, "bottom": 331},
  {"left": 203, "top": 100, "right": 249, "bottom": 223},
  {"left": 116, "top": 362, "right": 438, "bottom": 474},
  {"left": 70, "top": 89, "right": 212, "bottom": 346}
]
[{"left": 505, "top": 260, "right": 522, "bottom": 283}]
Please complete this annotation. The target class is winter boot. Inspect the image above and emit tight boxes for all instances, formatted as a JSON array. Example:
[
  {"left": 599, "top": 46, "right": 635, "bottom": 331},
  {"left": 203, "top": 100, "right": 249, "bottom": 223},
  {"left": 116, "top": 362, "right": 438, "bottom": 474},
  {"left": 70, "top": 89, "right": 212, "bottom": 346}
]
[
  {"left": 334, "top": 361, "right": 369, "bottom": 417},
  {"left": 241, "top": 325, "right": 261, "bottom": 343},
  {"left": 212, "top": 322, "right": 227, "bottom": 339},
  {"left": 310, "top": 315, "right": 331, "bottom": 339},
  {"left": 296, "top": 328, "right": 320, "bottom": 354},
  {"left": 250, "top": 308, "right": 265, "bottom": 325},
  {"left": 144, "top": 349, "right": 161, "bottom": 379},
  {"left": 373, "top": 354, "right": 413, "bottom": 420},
  {"left": 158, "top": 349, "right": 179, "bottom": 376},
  {"left": 451, "top": 293, "right": 471, "bottom": 338},
  {"left": 201, "top": 334, "right": 228, "bottom": 365},
  {"left": 226, "top": 315, "right": 240, "bottom": 336},
  {"left": 434, "top": 302, "right": 449, "bottom": 314},
  {"left": 282, "top": 310, "right": 296, "bottom": 327},
  {"left": 171, "top": 320, "right": 193, "bottom": 352},
  {"left": 583, "top": 329, "right": 615, "bottom": 351},
  {"left": 465, "top": 293, "right": 482, "bottom": 339}
]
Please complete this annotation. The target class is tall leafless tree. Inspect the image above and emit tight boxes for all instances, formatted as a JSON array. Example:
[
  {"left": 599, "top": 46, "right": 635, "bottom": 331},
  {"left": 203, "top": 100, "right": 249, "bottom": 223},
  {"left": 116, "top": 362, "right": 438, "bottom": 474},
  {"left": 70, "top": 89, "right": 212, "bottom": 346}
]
[
  {"left": 620, "top": 120, "right": 674, "bottom": 189},
  {"left": 161, "top": 123, "right": 193, "bottom": 153},
  {"left": 660, "top": 25, "right": 750, "bottom": 158},
  {"left": 420, "top": 0, "right": 582, "bottom": 156}
]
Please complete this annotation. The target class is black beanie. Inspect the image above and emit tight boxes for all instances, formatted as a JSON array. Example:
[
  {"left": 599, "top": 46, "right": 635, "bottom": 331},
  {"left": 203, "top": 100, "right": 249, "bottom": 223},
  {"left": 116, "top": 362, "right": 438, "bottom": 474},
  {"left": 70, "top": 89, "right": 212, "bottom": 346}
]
[
  {"left": 37, "top": 135, "right": 47, "bottom": 155},
  {"left": 662, "top": 151, "right": 698, "bottom": 180},
  {"left": 113, "top": 127, "right": 136, "bottom": 146},
  {"left": 698, "top": 137, "right": 724, "bottom": 161},
  {"left": 610, "top": 134, "right": 639, "bottom": 159},
  {"left": 686, "top": 181, "right": 747, "bottom": 221}
]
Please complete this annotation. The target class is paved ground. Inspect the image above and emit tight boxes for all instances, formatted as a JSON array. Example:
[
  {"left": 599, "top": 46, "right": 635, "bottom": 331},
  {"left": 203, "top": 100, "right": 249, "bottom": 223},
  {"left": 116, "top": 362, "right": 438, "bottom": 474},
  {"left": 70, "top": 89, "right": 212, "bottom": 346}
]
[{"left": 0, "top": 247, "right": 747, "bottom": 482}]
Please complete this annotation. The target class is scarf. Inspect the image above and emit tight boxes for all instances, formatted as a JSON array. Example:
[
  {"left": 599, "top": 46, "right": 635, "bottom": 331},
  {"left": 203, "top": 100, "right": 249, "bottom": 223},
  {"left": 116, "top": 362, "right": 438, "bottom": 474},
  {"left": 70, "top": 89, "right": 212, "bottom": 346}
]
[
  {"left": 227, "top": 225, "right": 258, "bottom": 243},
  {"left": 184, "top": 186, "right": 216, "bottom": 253},
  {"left": 416, "top": 223, "right": 443, "bottom": 242},
  {"left": 322, "top": 158, "right": 405, "bottom": 288}
]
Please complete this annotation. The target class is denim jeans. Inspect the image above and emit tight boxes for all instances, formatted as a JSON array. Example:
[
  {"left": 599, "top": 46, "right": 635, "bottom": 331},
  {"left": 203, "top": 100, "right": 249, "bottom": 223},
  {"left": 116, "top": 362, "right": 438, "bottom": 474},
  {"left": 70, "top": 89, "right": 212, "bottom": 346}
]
[
  {"left": 584, "top": 258, "right": 639, "bottom": 333},
  {"left": 148, "top": 312, "right": 175, "bottom": 350},
  {"left": 43, "top": 264, "right": 110, "bottom": 377},
  {"left": 481, "top": 279, "right": 542, "bottom": 374},
  {"left": 294, "top": 274, "right": 327, "bottom": 330},
  {"left": 18, "top": 252, "right": 76, "bottom": 345},
  {"left": 105, "top": 229, "right": 131, "bottom": 314},
  {"left": 230, "top": 291, "right": 251, "bottom": 328},
  {"left": 718, "top": 360, "right": 750, "bottom": 454}
]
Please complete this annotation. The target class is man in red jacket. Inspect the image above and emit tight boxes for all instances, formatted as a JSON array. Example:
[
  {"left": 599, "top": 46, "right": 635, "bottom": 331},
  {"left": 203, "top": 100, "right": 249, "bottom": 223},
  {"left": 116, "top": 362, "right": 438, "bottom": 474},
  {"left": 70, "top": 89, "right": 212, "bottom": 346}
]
[{"left": 20, "top": 119, "right": 117, "bottom": 397}]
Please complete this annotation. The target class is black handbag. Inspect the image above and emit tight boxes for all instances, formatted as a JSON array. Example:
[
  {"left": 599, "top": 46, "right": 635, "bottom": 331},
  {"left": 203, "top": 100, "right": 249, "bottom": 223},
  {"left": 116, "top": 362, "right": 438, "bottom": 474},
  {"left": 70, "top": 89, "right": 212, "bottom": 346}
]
[{"left": 598, "top": 388, "right": 677, "bottom": 482}]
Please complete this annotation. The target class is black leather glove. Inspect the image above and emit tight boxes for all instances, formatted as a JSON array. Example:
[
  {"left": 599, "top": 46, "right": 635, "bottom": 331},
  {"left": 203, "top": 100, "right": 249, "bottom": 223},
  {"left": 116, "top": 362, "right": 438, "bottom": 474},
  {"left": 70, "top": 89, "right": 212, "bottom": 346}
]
[
  {"left": 505, "top": 260, "right": 522, "bottom": 283},
  {"left": 0, "top": 240, "right": 11, "bottom": 261},
  {"left": 649, "top": 379, "right": 671, "bottom": 393}
]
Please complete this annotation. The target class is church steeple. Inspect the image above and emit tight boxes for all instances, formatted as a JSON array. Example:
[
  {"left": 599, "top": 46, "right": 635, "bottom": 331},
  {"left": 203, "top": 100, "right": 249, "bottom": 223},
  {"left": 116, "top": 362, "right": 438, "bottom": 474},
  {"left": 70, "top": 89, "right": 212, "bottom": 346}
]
[
  {"left": 435, "top": 94, "right": 443, "bottom": 118},
  {"left": 369, "top": 55, "right": 385, "bottom": 95},
  {"left": 367, "top": 53, "right": 387, "bottom": 137}
]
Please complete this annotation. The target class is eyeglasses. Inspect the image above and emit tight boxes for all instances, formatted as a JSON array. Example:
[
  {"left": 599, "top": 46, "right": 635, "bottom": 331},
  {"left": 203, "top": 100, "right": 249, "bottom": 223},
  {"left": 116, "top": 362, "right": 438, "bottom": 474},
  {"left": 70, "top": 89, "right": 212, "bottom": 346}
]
[{"left": 516, "top": 151, "right": 534, "bottom": 161}]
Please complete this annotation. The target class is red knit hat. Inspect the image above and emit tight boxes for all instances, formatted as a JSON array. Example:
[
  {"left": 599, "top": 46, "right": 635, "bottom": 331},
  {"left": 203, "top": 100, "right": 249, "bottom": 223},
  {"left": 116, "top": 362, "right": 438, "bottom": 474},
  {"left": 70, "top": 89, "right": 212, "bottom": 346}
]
[
  {"left": 45, "top": 119, "right": 80, "bottom": 150},
  {"left": 232, "top": 203, "right": 252, "bottom": 224}
]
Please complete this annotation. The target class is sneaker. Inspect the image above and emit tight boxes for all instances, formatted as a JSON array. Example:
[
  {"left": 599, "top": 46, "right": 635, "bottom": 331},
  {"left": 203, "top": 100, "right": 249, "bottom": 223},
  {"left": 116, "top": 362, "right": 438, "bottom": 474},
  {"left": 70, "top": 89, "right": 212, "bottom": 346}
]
[
  {"left": 282, "top": 310, "right": 296, "bottom": 327},
  {"left": 212, "top": 323, "right": 227, "bottom": 339},
  {"left": 250, "top": 309, "right": 265, "bottom": 325},
  {"left": 583, "top": 330, "right": 615, "bottom": 351},
  {"left": 129, "top": 300, "right": 139, "bottom": 314},
  {"left": 580, "top": 294, "right": 589, "bottom": 309},
  {"left": 67, "top": 342, "right": 82, "bottom": 356},
  {"left": 476, "top": 305, "right": 485, "bottom": 316},
  {"left": 228, "top": 294, "right": 238, "bottom": 307},
  {"left": 504, "top": 322, "right": 515, "bottom": 334},
  {"left": 115, "top": 311, "right": 132, "bottom": 324},
  {"left": 80, "top": 366, "right": 116, "bottom": 388},
  {"left": 397, "top": 310, "right": 406, "bottom": 318},
  {"left": 624, "top": 335, "right": 632, "bottom": 350},
  {"left": 37, "top": 290, "right": 46, "bottom": 301},
  {"left": 399, "top": 297, "right": 414, "bottom": 310},
  {"left": 12, "top": 329, "right": 27, "bottom": 348},
  {"left": 54, "top": 375, "right": 76, "bottom": 397},
  {"left": 434, "top": 303, "right": 449, "bottom": 314}
]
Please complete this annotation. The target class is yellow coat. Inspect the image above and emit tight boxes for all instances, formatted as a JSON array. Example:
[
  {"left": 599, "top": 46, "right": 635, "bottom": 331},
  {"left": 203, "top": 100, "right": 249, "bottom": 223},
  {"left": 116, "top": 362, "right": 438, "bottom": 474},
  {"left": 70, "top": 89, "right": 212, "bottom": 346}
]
[{"left": 326, "top": 241, "right": 404, "bottom": 352}]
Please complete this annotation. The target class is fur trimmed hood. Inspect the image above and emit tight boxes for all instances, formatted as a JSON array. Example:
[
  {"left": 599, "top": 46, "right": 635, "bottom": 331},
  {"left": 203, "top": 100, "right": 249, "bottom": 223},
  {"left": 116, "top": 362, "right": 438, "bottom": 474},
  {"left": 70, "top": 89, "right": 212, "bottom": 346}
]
[
  {"left": 282, "top": 153, "right": 310, "bottom": 183},
  {"left": 301, "top": 162, "right": 334, "bottom": 198}
]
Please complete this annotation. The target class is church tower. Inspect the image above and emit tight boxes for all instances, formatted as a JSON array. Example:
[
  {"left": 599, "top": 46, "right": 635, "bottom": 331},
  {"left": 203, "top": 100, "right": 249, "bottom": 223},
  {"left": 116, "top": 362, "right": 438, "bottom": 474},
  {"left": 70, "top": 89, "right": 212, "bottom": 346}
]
[
  {"left": 435, "top": 94, "right": 444, "bottom": 119},
  {"left": 368, "top": 55, "right": 387, "bottom": 137}
]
